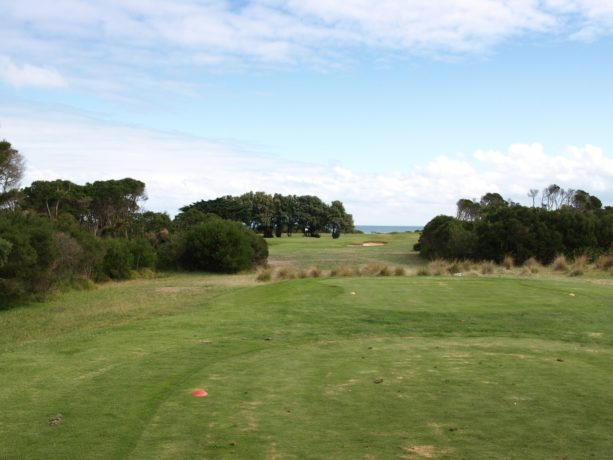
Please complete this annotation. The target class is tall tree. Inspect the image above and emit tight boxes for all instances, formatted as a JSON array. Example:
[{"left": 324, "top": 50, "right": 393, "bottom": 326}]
[{"left": 0, "top": 140, "right": 25, "bottom": 208}]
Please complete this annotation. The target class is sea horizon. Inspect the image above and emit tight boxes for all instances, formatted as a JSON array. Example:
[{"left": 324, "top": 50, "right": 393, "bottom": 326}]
[{"left": 355, "top": 225, "right": 423, "bottom": 234}]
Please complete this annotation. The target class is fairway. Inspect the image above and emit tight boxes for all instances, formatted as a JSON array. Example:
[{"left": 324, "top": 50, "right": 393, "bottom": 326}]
[{"left": 1, "top": 269, "right": 612, "bottom": 459}]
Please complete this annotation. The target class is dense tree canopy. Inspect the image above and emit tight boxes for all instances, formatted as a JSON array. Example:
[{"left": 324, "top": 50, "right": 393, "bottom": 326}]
[
  {"left": 181, "top": 192, "right": 354, "bottom": 237},
  {"left": 419, "top": 187, "right": 612, "bottom": 263}
]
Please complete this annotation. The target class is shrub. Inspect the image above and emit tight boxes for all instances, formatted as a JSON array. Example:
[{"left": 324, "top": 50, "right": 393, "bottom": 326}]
[
  {"left": 394, "top": 266, "right": 406, "bottom": 276},
  {"left": 101, "top": 239, "right": 134, "bottom": 280},
  {"left": 416, "top": 267, "right": 430, "bottom": 276},
  {"left": 0, "top": 212, "right": 58, "bottom": 304},
  {"left": 129, "top": 237, "right": 157, "bottom": 271},
  {"left": 178, "top": 218, "right": 268, "bottom": 273},
  {"left": 378, "top": 266, "right": 392, "bottom": 276},
  {"left": 308, "top": 266, "right": 322, "bottom": 278}
]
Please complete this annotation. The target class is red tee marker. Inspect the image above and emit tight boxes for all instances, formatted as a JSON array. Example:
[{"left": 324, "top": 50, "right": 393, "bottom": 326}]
[{"left": 192, "top": 389, "right": 208, "bottom": 397}]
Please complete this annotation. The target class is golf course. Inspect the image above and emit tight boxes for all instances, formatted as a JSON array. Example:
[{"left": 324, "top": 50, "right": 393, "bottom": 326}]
[{"left": 1, "top": 232, "right": 612, "bottom": 459}]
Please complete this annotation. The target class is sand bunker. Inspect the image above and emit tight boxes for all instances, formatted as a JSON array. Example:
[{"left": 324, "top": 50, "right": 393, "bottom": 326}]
[{"left": 349, "top": 241, "right": 387, "bottom": 247}]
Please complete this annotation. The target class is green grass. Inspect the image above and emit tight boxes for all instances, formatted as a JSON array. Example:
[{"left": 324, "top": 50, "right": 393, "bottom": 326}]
[
  {"left": 1, "top": 235, "right": 613, "bottom": 459},
  {"left": 266, "top": 232, "right": 422, "bottom": 269}
]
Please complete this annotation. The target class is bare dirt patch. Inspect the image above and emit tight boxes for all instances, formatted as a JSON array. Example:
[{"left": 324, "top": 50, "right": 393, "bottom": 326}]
[
  {"left": 402, "top": 444, "right": 452, "bottom": 458},
  {"left": 349, "top": 241, "right": 387, "bottom": 247}
]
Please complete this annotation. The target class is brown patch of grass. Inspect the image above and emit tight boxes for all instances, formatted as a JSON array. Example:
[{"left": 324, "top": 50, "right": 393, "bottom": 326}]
[
  {"left": 416, "top": 267, "right": 430, "bottom": 276},
  {"left": 394, "top": 266, "right": 406, "bottom": 276},
  {"left": 569, "top": 255, "right": 588, "bottom": 277},
  {"left": 480, "top": 261, "right": 496, "bottom": 275},
  {"left": 276, "top": 267, "right": 297, "bottom": 280},
  {"left": 523, "top": 257, "right": 541, "bottom": 274},
  {"left": 330, "top": 265, "right": 360, "bottom": 277},
  {"left": 551, "top": 255, "right": 569, "bottom": 272},
  {"left": 596, "top": 254, "right": 613, "bottom": 271},
  {"left": 401, "top": 443, "right": 452, "bottom": 458},
  {"left": 427, "top": 259, "right": 450, "bottom": 276},
  {"left": 308, "top": 266, "right": 322, "bottom": 278},
  {"left": 502, "top": 255, "right": 515, "bottom": 270},
  {"left": 447, "top": 260, "right": 463, "bottom": 274},
  {"left": 256, "top": 267, "right": 273, "bottom": 282},
  {"left": 360, "top": 263, "right": 387, "bottom": 276}
]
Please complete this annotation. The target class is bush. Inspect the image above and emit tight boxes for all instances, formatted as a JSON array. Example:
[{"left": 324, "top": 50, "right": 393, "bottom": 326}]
[
  {"left": 178, "top": 218, "right": 268, "bottom": 273},
  {"left": 101, "top": 239, "right": 134, "bottom": 280},
  {"left": 0, "top": 212, "right": 58, "bottom": 304},
  {"left": 129, "top": 237, "right": 157, "bottom": 271}
]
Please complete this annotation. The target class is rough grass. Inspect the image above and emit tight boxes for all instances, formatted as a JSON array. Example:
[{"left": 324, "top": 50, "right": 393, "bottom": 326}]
[{"left": 1, "top": 275, "right": 612, "bottom": 459}]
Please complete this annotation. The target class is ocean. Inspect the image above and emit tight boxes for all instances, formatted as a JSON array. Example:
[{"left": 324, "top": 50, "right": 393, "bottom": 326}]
[{"left": 355, "top": 225, "right": 422, "bottom": 234}]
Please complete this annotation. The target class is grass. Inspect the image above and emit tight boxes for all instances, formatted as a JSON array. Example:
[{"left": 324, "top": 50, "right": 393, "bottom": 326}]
[
  {"left": 1, "top": 233, "right": 613, "bottom": 459},
  {"left": 266, "top": 231, "right": 422, "bottom": 269}
]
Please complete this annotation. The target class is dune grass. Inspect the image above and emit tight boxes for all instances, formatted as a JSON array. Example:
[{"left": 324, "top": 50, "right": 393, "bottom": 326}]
[{"left": 1, "top": 267, "right": 613, "bottom": 459}]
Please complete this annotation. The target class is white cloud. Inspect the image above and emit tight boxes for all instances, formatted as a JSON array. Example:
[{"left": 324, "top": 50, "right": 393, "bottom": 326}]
[
  {"left": 0, "top": 56, "right": 66, "bottom": 88},
  {"left": 2, "top": 110, "right": 611, "bottom": 224},
  {"left": 2, "top": 0, "right": 613, "bottom": 81}
]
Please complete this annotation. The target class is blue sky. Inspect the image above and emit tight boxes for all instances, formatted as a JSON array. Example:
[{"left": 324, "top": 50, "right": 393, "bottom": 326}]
[{"left": 1, "top": 0, "right": 613, "bottom": 224}]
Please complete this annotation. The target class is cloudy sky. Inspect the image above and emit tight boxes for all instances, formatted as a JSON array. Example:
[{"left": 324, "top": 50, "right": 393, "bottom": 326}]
[{"left": 1, "top": 0, "right": 613, "bottom": 224}]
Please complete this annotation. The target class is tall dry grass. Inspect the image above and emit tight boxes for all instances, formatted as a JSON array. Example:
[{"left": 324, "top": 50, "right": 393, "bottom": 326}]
[{"left": 551, "top": 255, "right": 569, "bottom": 272}]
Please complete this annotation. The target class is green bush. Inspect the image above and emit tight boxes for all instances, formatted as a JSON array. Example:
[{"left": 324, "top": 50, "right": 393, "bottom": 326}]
[
  {"left": 178, "top": 217, "right": 268, "bottom": 273},
  {"left": 101, "top": 239, "right": 134, "bottom": 280},
  {"left": 0, "top": 212, "right": 58, "bottom": 304}
]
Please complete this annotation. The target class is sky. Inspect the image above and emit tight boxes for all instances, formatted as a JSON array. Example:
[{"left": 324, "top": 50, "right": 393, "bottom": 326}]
[{"left": 1, "top": 0, "right": 613, "bottom": 225}]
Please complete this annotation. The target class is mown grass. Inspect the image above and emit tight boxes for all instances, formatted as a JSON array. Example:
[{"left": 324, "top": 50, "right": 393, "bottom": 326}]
[
  {"left": 266, "top": 231, "right": 422, "bottom": 269},
  {"left": 1, "top": 233, "right": 612, "bottom": 459}
]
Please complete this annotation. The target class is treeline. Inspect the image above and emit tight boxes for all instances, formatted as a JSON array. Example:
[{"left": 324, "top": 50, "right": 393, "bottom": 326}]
[
  {"left": 182, "top": 192, "right": 355, "bottom": 238},
  {"left": 0, "top": 139, "right": 352, "bottom": 306},
  {"left": 417, "top": 188, "right": 613, "bottom": 264}
]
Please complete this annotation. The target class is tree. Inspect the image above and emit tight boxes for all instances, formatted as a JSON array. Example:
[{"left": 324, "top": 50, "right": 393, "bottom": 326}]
[
  {"left": 0, "top": 140, "right": 25, "bottom": 208},
  {"left": 83, "top": 178, "right": 147, "bottom": 237},
  {"left": 327, "top": 200, "right": 354, "bottom": 236},
  {"left": 479, "top": 192, "right": 507, "bottom": 210},
  {"left": 23, "top": 180, "right": 88, "bottom": 220},
  {"left": 456, "top": 198, "right": 480, "bottom": 221},
  {"left": 528, "top": 189, "right": 539, "bottom": 208}
]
